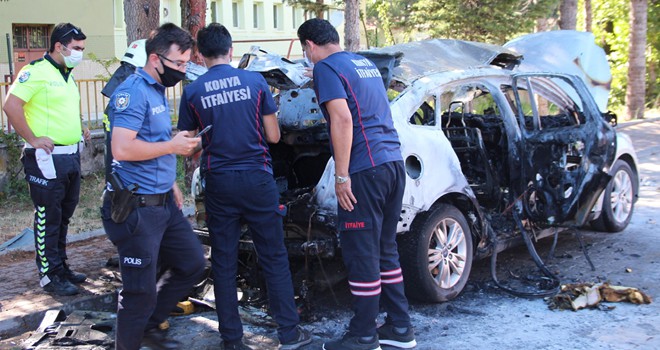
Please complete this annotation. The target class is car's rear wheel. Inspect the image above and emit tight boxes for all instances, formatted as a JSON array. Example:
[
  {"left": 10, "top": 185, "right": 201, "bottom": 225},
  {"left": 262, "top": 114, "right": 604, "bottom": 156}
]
[
  {"left": 399, "top": 204, "right": 473, "bottom": 302},
  {"left": 591, "top": 160, "right": 637, "bottom": 232}
]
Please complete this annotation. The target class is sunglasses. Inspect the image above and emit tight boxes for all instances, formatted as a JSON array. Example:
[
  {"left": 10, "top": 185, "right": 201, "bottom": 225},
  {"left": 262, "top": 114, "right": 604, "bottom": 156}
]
[
  {"left": 59, "top": 26, "right": 80, "bottom": 41},
  {"left": 158, "top": 54, "right": 187, "bottom": 69}
]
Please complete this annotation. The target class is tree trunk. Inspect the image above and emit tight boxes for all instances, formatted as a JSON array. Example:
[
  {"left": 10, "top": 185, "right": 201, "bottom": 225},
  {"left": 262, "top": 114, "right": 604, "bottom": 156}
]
[
  {"left": 181, "top": 0, "right": 207, "bottom": 65},
  {"left": 316, "top": 0, "right": 325, "bottom": 19},
  {"left": 584, "top": 0, "right": 592, "bottom": 32},
  {"left": 344, "top": 0, "right": 360, "bottom": 51},
  {"left": 181, "top": 1, "right": 207, "bottom": 188},
  {"left": 559, "top": 0, "right": 577, "bottom": 30},
  {"left": 124, "top": 0, "right": 160, "bottom": 45},
  {"left": 625, "top": 0, "right": 648, "bottom": 119}
]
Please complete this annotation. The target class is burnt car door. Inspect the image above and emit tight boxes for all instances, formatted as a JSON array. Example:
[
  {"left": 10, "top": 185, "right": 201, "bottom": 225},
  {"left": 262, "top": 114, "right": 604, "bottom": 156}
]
[{"left": 506, "top": 73, "right": 616, "bottom": 226}]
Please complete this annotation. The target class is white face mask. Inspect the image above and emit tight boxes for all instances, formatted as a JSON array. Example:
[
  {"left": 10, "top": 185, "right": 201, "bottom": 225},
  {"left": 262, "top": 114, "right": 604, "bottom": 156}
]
[
  {"left": 61, "top": 46, "right": 83, "bottom": 68},
  {"left": 303, "top": 50, "right": 314, "bottom": 68}
]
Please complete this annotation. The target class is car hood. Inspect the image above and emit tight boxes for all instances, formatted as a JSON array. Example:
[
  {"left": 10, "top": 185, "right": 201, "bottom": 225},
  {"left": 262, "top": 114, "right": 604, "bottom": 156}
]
[{"left": 504, "top": 30, "right": 612, "bottom": 112}]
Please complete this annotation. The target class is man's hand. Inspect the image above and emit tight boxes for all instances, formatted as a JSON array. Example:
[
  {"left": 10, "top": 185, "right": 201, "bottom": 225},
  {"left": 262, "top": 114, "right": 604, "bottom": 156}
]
[
  {"left": 302, "top": 67, "right": 314, "bottom": 79},
  {"left": 336, "top": 179, "right": 357, "bottom": 211},
  {"left": 83, "top": 128, "right": 91, "bottom": 142},
  {"left": 172, "top": 182, "right": 184, "bottom": 210},
  {"left": 30, "top": 136, "right": 55, "bottom": 153},
  {"left": 171, "top": 132, "right": 201, "bottom": 157}
]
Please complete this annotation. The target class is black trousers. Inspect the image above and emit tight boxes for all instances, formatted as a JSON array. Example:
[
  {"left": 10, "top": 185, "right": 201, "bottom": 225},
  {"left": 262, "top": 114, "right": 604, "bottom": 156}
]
[
  {"left": 101, "top": 194, "right": 206, "bottom": 350},
  {"left": 21, "top": 149, "right": 81, "bottom": 276},
  {"left": 338, "top": 161, "right": 412, "bottom": 337}
]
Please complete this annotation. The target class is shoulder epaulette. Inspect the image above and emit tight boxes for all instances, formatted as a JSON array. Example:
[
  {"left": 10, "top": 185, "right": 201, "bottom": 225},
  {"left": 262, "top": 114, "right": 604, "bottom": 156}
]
[{"left": 29, "top": 58, "right": 44, "bottom": 65}]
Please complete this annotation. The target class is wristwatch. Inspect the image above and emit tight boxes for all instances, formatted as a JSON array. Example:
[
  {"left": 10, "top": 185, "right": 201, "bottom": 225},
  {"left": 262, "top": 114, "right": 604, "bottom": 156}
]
[{"left": 335, "top": 175, "right": 349, "bottom": 184}]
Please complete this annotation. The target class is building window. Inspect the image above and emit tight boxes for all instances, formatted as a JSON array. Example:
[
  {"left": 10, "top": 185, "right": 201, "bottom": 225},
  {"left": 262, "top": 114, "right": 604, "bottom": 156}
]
[
  {"left": 211, "top": 0, "right": 218, "bottom": 23},
  {"left": 273, "top": 4, "right": 283, "bottom": 30},
  {"left": 253, "top": 4, "right": 259, "bottom": 28},
  {"left": 292, "top": 7, "right": 304, "bottom": 29},
  {"left": 232, "top": 1, "right": 243, "bottom": 29},
  {"left": 13, "top": 25, "right": 50, "bottom": 50},
  {"left": 253, "top": 2, "right": 264, "bottom": 30}
]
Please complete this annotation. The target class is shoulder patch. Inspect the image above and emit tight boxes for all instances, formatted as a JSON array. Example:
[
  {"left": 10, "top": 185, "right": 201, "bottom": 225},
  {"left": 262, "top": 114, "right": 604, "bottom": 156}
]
[
  {"left": 18, "top": 71, "right": 30, "bottom": 83},
  {"left": 115, "top": 92, "right": 131, "bottom": 111}
]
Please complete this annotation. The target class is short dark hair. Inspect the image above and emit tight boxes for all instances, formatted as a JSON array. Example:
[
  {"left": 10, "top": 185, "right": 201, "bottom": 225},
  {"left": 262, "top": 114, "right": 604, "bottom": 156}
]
[
  {"left": 145, "top": 23, "right": 193, "bottom": 57},
  {"left": 50, "top": 23, "right": 86, "bottom": 52},
  {"left": 197, "top": 23, "right": 232, "bottom": 58},
  {"left": 297, "top": 18, "right": 339, "bottom": 47}
]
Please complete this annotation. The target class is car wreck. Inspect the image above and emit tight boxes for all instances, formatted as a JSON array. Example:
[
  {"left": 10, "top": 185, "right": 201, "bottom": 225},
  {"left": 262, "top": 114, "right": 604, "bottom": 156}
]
[{"left": 190, "top": 30, "right": 638, "bottom": 305}]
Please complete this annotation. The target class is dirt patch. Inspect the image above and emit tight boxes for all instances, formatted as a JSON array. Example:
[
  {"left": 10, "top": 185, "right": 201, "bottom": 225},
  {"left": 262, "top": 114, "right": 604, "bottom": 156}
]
[
  {"left": 0, "top": 172, "right": 107, "bottom": 244},
  {"left": 0, "top": 235, "right": 119, "bottom": 305}
]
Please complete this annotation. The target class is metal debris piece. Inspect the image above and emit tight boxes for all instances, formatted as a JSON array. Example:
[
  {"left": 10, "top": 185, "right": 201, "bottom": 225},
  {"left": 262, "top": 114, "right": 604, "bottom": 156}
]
[
  {"left": 23, "top": 310, "right": 115, "bottom": 349},
  {"left": 547, "top": 282, "right": 652, "bottom": 310}
]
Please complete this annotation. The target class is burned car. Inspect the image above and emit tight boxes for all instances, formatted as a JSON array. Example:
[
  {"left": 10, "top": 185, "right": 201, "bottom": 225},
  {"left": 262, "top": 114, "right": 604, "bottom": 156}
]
[{"left": 190, "top": 31, "right": 638, "bottom": 303}]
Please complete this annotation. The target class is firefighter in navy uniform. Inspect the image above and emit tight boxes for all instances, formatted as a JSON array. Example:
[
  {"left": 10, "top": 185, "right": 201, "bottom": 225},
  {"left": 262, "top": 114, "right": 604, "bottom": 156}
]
[
  {"left": 177, "top": 23, "right": 311, "bottom": 350},
  {"left": 102, "top": 24, "right": 205, "bottom": 350},
  {"left": 298, "top": 19, "right": 417, "bottom": 350},
  {"left": 3, "top": 23, "right": 89, "bottom": 296}
]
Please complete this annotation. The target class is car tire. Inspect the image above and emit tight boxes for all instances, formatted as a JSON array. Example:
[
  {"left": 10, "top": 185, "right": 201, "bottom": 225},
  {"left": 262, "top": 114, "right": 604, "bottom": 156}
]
[
  {"left": 591, "top": 160, "right": 637, "bottom": 232},
  {"left": 398, "top": 204, "right": 473, "bottom": 302}
]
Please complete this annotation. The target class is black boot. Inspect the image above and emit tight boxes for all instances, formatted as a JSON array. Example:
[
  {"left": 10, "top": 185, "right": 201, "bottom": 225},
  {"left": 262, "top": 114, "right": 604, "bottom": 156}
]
[
  {"left": 41, "top": 272, "right": 79, "bottom": 296},
  {"left": 141, "top": 327, "right": 181, "bottom": 350},
  {"left": 62, "top": 262, "right": 86, "bottom": 284}
]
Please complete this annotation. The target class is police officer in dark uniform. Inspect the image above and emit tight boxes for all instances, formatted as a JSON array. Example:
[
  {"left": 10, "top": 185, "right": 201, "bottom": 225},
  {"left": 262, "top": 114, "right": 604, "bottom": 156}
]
[
  {"left": 102, "top": 23, "right": 205, "bottom": 350},
  {"left": 3, "top": 23, "right": 89, "bottom": 296},
  {"left": 177, "top": 23, "right": 311, "bottom": 350},
  {"left": 297, "top": 19, "right": 417, "bottom": 350}
]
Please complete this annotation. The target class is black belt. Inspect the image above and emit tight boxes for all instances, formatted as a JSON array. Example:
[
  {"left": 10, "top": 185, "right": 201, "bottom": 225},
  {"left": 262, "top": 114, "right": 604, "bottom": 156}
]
[{"left": 135, "top": 193, "right": 169, "bottom": 207}]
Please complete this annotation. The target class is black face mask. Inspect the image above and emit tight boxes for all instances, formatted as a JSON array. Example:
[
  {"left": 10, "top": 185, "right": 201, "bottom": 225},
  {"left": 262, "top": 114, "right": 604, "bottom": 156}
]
[{"left": 157, "top": 58, "right": 186, "bottom": 87}]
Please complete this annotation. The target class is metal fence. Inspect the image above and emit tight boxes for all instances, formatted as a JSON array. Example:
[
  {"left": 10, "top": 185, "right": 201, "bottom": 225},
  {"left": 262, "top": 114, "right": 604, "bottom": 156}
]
[{"left": 1, "top": 79, "right": 183, "bottom": 133}]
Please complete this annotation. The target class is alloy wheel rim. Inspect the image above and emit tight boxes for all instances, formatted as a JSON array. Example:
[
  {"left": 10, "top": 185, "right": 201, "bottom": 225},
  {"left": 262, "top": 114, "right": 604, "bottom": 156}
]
[
  {"left": 610, "top": 169, "right": 633, "bottom": 223},
  {"left": 428, "top": 218, "right": 467, "bottom": 289}
]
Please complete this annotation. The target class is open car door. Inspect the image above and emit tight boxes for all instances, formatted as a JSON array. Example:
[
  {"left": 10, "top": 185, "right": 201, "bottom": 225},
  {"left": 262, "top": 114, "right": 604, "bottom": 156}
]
[{"left": 507, "top": 73, "right": 616, "bottom": 226}]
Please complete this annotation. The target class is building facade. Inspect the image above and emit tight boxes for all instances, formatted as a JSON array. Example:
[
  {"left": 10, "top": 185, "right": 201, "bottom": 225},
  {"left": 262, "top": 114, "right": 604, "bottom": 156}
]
[{"left": 0, "top": 0, "right": 342, "bottom": 80}]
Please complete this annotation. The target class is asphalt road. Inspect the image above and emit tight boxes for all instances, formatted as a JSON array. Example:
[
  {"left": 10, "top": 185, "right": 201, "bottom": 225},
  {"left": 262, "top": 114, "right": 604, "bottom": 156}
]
[
  {"left": 168, "top": 119, "right": 660, "bottom": 350},
  {"left": 4, "top": 119, "right": 659, "bottom": 350}
]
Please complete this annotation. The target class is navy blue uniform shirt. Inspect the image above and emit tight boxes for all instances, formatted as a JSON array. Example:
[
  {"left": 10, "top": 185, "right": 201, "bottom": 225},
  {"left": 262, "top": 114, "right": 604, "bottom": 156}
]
[
  {"left": 313, "top": 51, "right": 402, "bottom": 174},
  {"left": 178, "top": 64, "right": 278, "bottom": 174}
]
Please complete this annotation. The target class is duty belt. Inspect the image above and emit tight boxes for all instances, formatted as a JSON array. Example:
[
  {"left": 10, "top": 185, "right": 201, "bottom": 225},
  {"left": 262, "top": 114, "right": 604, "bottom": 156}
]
[
  {"left": 135, "top": 193, "right": 169, "bottom": 207},
  {"left": 25, "top": 143, "right": 78, "bottom": 155},
  {"left": 104, "top": 191, "right": 169, "bottom": 207}
]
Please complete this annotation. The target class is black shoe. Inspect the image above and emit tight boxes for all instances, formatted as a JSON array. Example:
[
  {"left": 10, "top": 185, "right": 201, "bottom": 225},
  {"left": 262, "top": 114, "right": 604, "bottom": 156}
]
[
  {"left": 41, "top": 273, "right": 79, "bottom": 296},
  {"left": 377, "top": 324, "right": 416, "bottom": 349},
  {"left": 62, "top": 262, "right": 86, "bottom": 284},
  {"left": 280, "top": 326, "right": 312, "bottom": 349},
  {"left": 141, "top": 327, "right": 181, "bottom": 350},
  {"left": 323, "top": 334, "right": 381, "bottom": 350}
]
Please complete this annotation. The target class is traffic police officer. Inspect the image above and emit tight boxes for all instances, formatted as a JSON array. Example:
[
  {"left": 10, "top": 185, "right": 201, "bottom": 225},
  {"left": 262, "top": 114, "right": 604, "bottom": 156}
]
[
  {"left": 298, "top": 19, "right": 417, "bottom": 350},
  {"left": 3, "top": 23, "right": 89, "bottom": 296},
  {"left": 102, "top": 23, "right": 205, "bottom": 350},
  {"left": 177, "top": 23, "right": 311, "bottom": 350}
]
